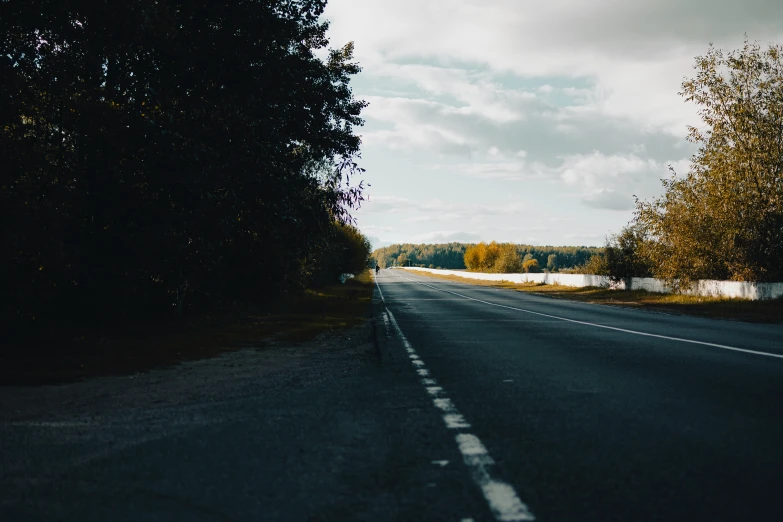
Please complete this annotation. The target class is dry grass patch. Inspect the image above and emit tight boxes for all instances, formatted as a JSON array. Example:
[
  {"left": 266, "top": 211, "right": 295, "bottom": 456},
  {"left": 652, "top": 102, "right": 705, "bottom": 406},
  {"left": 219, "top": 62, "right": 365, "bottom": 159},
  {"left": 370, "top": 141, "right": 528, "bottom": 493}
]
[
  {"left": 406, "top": 269, "right": 783, "bottom": 324},
  {"left": 0, "top": 271, "right": 374, "bottom": 386}
]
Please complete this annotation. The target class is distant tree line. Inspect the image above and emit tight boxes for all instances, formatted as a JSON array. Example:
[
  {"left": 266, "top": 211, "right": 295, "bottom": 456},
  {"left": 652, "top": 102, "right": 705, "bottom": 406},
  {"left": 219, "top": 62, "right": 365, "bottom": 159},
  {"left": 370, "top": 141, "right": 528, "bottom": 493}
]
[
  {"left": 373, "top": 243, "right": 468, "bottom": 269},
  {"left": 0, "top": 0, "right": 370, "bottom": 335},
  {"left": 372, "top": 242, "right": 601, "bottom": 272}
]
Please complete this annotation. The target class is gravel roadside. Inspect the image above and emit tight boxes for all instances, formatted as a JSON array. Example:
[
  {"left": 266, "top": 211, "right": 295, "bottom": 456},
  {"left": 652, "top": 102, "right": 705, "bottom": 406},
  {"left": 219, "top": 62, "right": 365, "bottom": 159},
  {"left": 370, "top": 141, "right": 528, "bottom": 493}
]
[{"left": 0, "top": 296, "right": 488, "bottom": 521}]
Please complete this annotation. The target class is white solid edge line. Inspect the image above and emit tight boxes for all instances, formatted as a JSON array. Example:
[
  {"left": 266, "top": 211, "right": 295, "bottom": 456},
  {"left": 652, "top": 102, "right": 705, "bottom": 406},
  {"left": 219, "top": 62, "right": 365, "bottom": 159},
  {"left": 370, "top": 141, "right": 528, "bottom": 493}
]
[
  {"left": 393, "top": 271, "right": 783, "bottom": 361},
  {"left": 374, "top": 270, "right": 385, "bottom": 302}
]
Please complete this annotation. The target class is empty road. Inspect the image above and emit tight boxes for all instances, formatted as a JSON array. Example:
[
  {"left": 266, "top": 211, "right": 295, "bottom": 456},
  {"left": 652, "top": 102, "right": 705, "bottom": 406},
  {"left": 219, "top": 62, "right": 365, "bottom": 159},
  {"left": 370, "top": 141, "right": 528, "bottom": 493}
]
[
  {"left": 2, "top": 268, "right": 782, "bottom": 521},
  {"left": 375, "top": 268, "right": 783, "bottom": 521}
]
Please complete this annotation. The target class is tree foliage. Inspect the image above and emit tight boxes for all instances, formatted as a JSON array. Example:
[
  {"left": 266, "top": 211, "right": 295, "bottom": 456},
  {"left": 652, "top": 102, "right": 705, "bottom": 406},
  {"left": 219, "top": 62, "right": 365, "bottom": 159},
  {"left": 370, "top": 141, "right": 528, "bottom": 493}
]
[
  {"left": 522, "top": 258, "right": 540, "bottom": 273},
  {"left": 464, "top": 242, "right": 522, "bottom": 273},
  {"left": 635, "top": 39, "right": 783, "bottom": 285},
  {"left": 546, "top": 254, "right": 558, "bottom": 272},
  {"left": 0, "top": 0, "right": 367, "bottom": 331},
  {"left": 604, "top": 224, "right": 653, "bottom": 286},
  {"left": 495, "top": 245, "right": 524, "bottom": 273},
  {"left": 311, "top": 222, "right": 371, "bottom": 286},
  {"left": 573, "top": 253, "right": 609, "bottom": 276}
]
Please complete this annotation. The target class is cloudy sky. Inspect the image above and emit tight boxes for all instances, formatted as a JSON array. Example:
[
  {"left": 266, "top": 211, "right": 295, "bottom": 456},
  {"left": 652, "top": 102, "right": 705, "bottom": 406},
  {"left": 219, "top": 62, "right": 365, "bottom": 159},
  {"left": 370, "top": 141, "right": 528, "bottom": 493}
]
[{"left": 322, "top": 0, "right": 783, "bottom": 249}]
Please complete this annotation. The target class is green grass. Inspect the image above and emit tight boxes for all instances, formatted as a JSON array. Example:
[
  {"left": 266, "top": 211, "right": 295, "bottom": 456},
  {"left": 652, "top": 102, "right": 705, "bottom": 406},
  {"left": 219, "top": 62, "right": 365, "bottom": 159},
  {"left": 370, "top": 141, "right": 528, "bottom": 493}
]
[
  {"left": 406, "top": 269, "right": 783, "bottom": 324},
  {"left": 0, "top": 271, "right": 375, "bottom": 386}
]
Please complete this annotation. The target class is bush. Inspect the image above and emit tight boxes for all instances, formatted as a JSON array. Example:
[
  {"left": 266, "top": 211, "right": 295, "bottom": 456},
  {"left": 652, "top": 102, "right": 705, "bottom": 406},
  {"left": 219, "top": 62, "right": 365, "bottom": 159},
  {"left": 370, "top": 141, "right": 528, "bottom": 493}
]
[
  {"left": 604, "top": 224, "right": 653, "bottom": 287},
  {"left": 464, "top": 242, "right": 522, "bottom": 273},
  {"left": 574, "top": 253, "right": 609, "bottom": 275},
  {"left": 311, "top": 223, "right": 371, "bottom": 286},
  {"left": 522, "top": 258, "right": 540, "bottom": 273},
  {"left": 495, "top": 247, "right": 523, "bottom": 273}
]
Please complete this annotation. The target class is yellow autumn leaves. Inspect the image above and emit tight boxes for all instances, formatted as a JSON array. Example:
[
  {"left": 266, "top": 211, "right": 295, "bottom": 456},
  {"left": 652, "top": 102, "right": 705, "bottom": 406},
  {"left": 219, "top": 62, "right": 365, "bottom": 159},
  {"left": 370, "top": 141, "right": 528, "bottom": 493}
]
[{"left": 464, "top": 242, "right": 534, "bottom": 273}]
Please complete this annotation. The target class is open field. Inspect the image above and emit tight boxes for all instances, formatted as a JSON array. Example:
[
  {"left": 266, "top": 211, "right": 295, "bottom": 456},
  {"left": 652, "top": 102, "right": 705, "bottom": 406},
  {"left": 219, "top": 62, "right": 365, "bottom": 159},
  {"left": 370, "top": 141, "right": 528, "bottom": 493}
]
[
  {"left": 405, "top": 269, "right": 783, "bottom": 324},
  {"left": 0, "top": 271, "right": 374, "bottom": 386}
]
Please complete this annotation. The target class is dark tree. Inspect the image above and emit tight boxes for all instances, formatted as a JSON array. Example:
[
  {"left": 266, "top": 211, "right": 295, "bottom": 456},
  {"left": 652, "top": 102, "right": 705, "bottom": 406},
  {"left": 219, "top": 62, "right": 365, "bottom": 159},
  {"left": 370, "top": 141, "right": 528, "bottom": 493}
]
[{"left": 0, "top": 0, "right": 367, "bottom": 333}]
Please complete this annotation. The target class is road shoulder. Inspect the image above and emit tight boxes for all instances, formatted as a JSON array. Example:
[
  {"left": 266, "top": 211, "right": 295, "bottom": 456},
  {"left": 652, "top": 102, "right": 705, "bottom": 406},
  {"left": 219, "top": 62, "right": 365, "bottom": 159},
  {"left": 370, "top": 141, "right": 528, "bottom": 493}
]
[
  {"left": 403, "top": 268, "right": 783, "bottom": 324},
  {"left": 0, "top": 286, "right": 490, "bottom": 521}
]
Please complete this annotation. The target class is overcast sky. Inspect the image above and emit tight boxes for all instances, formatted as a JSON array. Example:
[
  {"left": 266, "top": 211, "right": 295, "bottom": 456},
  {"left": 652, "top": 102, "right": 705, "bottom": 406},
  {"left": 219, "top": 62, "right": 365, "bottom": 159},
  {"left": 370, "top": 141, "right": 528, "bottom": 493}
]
[{"left": 322, "top": 0, "right": 783, "bottom": 249}]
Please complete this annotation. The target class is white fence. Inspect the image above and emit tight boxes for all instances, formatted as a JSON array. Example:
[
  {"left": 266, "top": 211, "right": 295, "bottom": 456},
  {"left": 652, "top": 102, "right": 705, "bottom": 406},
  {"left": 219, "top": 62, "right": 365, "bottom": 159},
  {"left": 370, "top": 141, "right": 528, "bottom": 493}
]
[{"left": 400, "top": 267, "right": 783, "bottom": 301}]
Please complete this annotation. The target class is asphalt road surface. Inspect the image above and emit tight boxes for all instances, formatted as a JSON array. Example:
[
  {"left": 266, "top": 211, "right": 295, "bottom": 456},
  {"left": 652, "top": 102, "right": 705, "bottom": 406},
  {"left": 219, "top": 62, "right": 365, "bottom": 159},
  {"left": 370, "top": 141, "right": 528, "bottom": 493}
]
[
  {"left": 2, "top": 268, "right": 783, "bottom": 521},
  {"left": 375, "top": 269, "right": 783, "bottom": 521}
]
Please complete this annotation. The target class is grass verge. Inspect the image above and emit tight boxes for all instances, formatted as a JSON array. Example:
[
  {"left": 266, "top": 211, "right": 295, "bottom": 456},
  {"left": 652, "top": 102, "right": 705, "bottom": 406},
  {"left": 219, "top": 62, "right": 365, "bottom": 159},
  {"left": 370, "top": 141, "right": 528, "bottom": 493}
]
[
  {"left": 405, "top": 269, "right": 783, "bottom": 324},
  {"left": 0, "top": 270, "right": 374, "bottom": 386}
]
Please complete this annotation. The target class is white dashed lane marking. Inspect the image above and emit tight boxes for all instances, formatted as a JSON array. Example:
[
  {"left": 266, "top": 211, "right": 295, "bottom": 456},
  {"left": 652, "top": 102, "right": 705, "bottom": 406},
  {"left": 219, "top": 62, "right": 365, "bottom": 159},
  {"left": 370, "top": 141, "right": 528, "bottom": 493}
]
[
  {"left": 383, "top": 309, "right": 534, "bottom": 521},
  {"left": 375, "top": 271, "right": 536, "bottom": 522}
]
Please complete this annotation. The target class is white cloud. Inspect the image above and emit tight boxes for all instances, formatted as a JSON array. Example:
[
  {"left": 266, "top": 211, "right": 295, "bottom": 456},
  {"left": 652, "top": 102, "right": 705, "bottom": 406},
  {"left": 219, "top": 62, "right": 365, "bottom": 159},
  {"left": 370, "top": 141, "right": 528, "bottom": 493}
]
[
  {"left": 557, "top": 152, "right": 690, "bottom": 210},
  {"left": 581, "top": 189, "right": 636, "bottom": 212},
  {"left": 362, "top": 195, "right": 528, "bottom": 231},
  {"left": 359, "top": 224, "right": 393, "bottom": 233},
  {"left": 411, "top": 230, "right": 484, "bottom": 243},
  {"left": 560, "top": 152, "right": 653, "bottom": 187},
  {"left": 438, "top": 157, "right": 548, "bottom": 181},
  {"left": 565, "top": 232, "right": 605, "bottom": 242},
  {"left": 361, "top": 195, "right": 419, "bottom": 213},
  {"left": 361, "top": 96, "right": 476, "bottom": 154},
  {"left": 371, "top": 63, "right": 536, "bottom": 123}
]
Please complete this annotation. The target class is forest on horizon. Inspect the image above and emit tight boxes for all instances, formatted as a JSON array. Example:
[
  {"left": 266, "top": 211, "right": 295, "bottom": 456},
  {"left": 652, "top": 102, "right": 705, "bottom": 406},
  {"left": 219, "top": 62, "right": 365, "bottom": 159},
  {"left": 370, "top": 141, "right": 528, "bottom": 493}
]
[{"left": 372, "top": 242, "right": 602, "bottom": 271}]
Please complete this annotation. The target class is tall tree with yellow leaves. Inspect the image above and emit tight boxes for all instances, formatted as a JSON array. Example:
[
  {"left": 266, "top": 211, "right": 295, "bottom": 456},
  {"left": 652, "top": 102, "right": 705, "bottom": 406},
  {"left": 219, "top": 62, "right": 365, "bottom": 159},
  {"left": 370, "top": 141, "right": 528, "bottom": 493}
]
[{"left": 636, "top": 39, "right": 783, "bottom": 285}]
